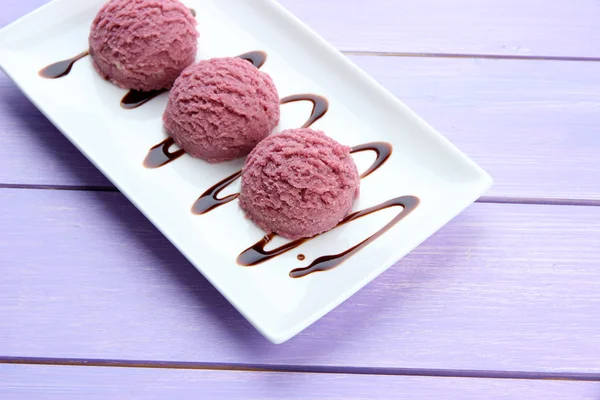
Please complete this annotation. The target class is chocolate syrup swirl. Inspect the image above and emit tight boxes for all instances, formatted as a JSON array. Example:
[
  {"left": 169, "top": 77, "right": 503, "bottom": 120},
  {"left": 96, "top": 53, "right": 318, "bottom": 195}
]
[
  {"left": 237, "top": 233, "right": 309, "bottom": 267},
  {"left": 39, "top": 51, "right": 89, "bottom": 79},
  {"left": 238, "top": 196, "right": 419, "bottom": 276},
  {"left": 39, "top": 49, "right": 165, "bottom": 108},
  {"left": 39, "top": 45, "right": 411, "bottom": 279},
  {"left": 236, "top": 144, "right": 397, "bottom": 267},
  {"left": 40, "top": 48, "right": 265, "bottom": 110},
  {"left": 351, "top": 142, "right": 393, "bottom": 179},
  {"left": 121, "top": 88, "right": 167, "bottom": 110},
  {"left": 237, "top": 51, "right": 267, "bottom": 69},
  {"left": 289, "top": 196, "right": 419, "bottom": 278},
  {"left": 191, "top": 141, "right": 391, "bottom": 215},
  {"left": 280, "top": 94, "right": 329, "bottom": 128},
  {"left": 191, "top": 170, "right": 243, "bottom": 214},
  {"left": 143, "top": 137, "right": 185, "bottom": 168}
]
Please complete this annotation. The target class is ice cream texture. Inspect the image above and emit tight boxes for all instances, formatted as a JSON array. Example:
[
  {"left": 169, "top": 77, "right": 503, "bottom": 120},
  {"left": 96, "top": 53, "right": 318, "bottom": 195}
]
[
  {"left": 163, "top": 57, "right": 280, "bottom": 163},
  {"left": 239, "top": 128, "right": 360, "bottom": 240},
  {"left": 89, "top": 0, "right": 198, "bottom": 91}
]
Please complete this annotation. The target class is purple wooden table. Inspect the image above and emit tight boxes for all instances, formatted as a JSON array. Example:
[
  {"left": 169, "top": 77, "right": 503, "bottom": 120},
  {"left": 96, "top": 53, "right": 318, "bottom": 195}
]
[{"left": 2, "top": 1, "right": 600, "bottom": 398}]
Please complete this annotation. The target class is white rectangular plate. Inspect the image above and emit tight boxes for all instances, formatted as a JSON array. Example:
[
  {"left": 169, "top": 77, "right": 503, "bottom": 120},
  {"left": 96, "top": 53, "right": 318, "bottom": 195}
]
[{"left": 0, "top": 0, "right": 492, "bottom": 343}]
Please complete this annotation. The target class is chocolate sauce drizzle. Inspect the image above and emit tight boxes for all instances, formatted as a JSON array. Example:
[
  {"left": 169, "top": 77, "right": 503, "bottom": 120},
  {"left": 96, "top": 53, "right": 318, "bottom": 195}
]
[
  {"left": 39, "top": 45, "right": 411, "bottom": 278},
  {"left": 40, "top": 48, "right": 260, "bottom": 111},
  {"left": 143, "top": 137, "right": 185, "bottom": 168},
  {"left": 351, "top": 142, "right": 393, "bottom": 179},
  {"left": 39, "top": 51, "right": 89, "bottom": 79},
  {"left": 237, "top": 196, "right": 419, "bottom": 277},
  {"left": 147, "top": 94, "right": 328, "bottom": 174},
  {"left": 191, "top": 171, "right": 243, "bottom": 214},
  {"left": 39, "top": 49, "right": 166, "bottom": 109},
  {"left": 237, "top": 233, "right": 309, "bottom": 267},
  {"left": 290, "top": 196, "right": 419, "bottom": 277},
  {"left": 235, "top": 143, "right": 396, "bottom": 270},
  {"left": 190, "top": 8, "right": 196, "bottom": 17},
  {"left": 187, "top": 94, "right": 332, "bottom": 212},
  {"left": 190, "top": 140, "right": 390, "bottom": 216},
  {"left": 121, "top": 89, "right": 168, "bottom": 110},
  {"left": 238, "top": 51, "right": 267, "bottom": 69},
  {"left": 280, "top": 94, "right": 329, "bottom": 128}
]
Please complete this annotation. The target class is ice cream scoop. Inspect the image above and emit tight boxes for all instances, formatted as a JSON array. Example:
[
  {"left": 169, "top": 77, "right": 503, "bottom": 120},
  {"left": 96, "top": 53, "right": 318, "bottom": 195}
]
[
  {"left": 163, "top": 57, "right": 280, "bottom": 163},
  {"left": 239, "top": 128, "right": 360, "bottom": 240},
  {"left": 89, "top": 0, "right": 198, "bottom": 91}
]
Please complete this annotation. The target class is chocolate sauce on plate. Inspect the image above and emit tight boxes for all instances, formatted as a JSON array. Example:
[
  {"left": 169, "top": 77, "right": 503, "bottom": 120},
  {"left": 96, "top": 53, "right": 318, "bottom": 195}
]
[
  {"left": 121, "top": 88, "right": 167, "bottom": 110},
  {"left": 39, "top": 51, "right": 89, "bottom": 79},
  {"left": 280, "top": 94, "right": 329, "bottom": 128},
  {"left": 289, "top": 195, "right": 419, "bottom": 278},
  {"left": 191, "top": 170, "right": 243, "bottom": 215},
  {"left": 39, "top": 45, "right": 414, "bottom": 279},
  {"left": 350, "top": 142, "right": 393, "bottom": 178},
  {"left": 237, "top": 51, "right": 267, "bottom": 69},
  {"left": 238, "top": 196, "right": 419, "bottom": 273},
  {"left": 237, "top": 233, "right": 309, "bottom": 267},
  {"left": 143, "top": 137, "right": 185, "bottom": 168},
  {"left": 190, "top": 140, "right": 391, "bottom": 215},
  {"left": 39, "top": 49, "right": 166, "bottom": 109},
  {"left": 190, "top": 8, "right": 196, "bottom": 17}
]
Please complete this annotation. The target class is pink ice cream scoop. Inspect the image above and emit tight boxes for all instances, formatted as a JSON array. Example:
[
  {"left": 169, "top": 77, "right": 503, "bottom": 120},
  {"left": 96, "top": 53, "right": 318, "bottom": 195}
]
[
  {"left": 89, "top": 0, "right": 198, "bottom": 91},
  {"left": 163, "top": 57, "right": 280, "bottom": 163},
  {"left": 239, "top": 128, "right": 360, "bottom": 240}
]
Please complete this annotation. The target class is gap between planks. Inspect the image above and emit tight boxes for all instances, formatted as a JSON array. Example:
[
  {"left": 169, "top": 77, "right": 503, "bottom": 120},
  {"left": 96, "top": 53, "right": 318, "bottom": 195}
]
[
  {"left": 1, "top": 357, "right": 599, "bottom": 382},
  {"left": 1, "top": 184, "right": 600, "bottom": 208},
  {"left": 341, "top": 50, "right": 600, "bottom": 63}
]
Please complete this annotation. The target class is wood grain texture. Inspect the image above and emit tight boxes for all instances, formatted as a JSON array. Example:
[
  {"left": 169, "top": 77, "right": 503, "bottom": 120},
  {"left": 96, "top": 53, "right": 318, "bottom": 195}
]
[
  {"left": 2, "top": 55, "right": 599, "bottom": 199},
  {"left": 351, "top": 56, "right": 600, "bottom": 201},
  {"left": 277, "top": 0, "right": 600, "bottom": 58},
  {"left": 3, "top": 0, "right": 600, "bottom": 58},
  {"left": 1, "top": 188, "right": 599, "bottom": 373},
  {"left": 0, "top": 0, "right": 48, "bottom": 29},
  {"left": 2, "top": 365, "right": 599, "bottom": 400}
]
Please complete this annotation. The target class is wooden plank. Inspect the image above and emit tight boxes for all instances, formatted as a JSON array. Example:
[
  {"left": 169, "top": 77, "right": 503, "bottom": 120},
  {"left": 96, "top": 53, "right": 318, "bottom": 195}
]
[
  {"left": 2, "top": 55, "right": 600, "bottom": 200},
  {"left": 2, "top": 365, "right": 599, "bottom": 400},
  {"left": 350, "top": 56, "right": 600, "bottom": 201},
  {"left": 278, "top": 0, "right": 600, "bottom": 58},
  {"left": 1, "top": 188, "right": 599, "bottom": 373},
  {"left": 3, "top": 0, "right": 600, "bottom": 57},
  {"left": 0, "top": 82, "right": 112, "bottom": 189},
  {"left": 0, "top": 0, "right": 47, "bottom": 29}
]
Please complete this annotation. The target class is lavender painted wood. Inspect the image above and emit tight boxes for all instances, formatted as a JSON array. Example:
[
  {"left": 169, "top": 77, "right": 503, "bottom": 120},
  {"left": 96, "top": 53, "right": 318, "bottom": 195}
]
[
  {"left": 0, "top": 0, "right": 48, "bottom": 29},
  {"left": 0, "top": 82, "right": 112, "bottom": 189},
  {"left": 1, "top": 188, "right": 599, "bottom": 373},
  {"left": 278, "top": 0, "right": 600, "bottom": 58},
  {"left": 3, "top": 0, "right": 600, "bottom": 58},
  {"left": 2, "top": 365, "right": 599, "bottom": 400},
  {"left": 2, "top": 56, "right": 600, "bottom": 199},
  {"left": 351, "top": 56, "right": 600, "bottom": 201}
]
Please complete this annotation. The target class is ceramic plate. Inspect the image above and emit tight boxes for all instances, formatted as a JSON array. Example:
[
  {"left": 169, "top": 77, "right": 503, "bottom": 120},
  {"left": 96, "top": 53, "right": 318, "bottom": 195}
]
[{"left": 0, "top": 0, "right": 492, "bottom": 343}]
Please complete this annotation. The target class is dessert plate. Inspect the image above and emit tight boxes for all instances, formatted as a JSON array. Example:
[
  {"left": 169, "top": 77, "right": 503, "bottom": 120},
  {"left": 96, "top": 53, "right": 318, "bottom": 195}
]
[{"left": 0, "top": 0, "right": 492, "bottom": 343}]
